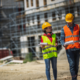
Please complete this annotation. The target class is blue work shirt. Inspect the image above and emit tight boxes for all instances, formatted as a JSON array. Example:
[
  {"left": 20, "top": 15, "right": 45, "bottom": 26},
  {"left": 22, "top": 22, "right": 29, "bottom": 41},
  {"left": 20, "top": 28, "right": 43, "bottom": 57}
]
[{"left": 60, "top": 23, "right": 80, "bottom": 51}]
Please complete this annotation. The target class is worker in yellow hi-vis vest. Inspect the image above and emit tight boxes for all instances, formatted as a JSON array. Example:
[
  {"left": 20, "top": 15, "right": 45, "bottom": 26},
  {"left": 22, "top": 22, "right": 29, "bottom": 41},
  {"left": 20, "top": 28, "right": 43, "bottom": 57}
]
[{"left": 40, "top": 22, "right": 58, "bottom": 80}]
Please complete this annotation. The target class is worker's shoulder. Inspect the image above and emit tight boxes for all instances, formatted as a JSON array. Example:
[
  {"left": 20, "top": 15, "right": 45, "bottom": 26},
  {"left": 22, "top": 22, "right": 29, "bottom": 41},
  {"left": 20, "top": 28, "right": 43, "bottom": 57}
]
[
  {"left": 75, "top": 24, "right": 79, "bottom": 27},
  {"left": 52, "top": 33, "right": 56, "bottom": 35},
  {"left": 41, "top": 34, "right": 46, "bottom": 37},
  {"left": 63, "top": 25, "right": 67, "bottom": 28}
]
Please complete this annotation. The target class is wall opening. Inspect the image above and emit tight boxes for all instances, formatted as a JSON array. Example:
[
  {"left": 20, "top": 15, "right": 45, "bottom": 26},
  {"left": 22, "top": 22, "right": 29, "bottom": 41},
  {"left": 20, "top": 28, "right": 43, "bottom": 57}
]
[
  {"left": 44, "top": 0, "right": 47, "bottom": 7},
  {"left": 26, "top": 0, "right": 29, "bottom": 8},
  {"left": 44, "top": 13, "right": 48, "bottom": 22},
  {"left": 27, "top": 17, "right": 30, "bottom": 25},
  {"left": 77, "top": 6, "right": 80, "bottom": 16},
  {"left": 52, "top": 12, "right": 56, "bottom": 21},
  {"left": 36, "top": 0, "right": 39, "bottom": 9},
  {"left": 32, "top": 16, "right": 34, "bottom": 24},
  {"left": 18, "top": 25, "right": 25, "bottom": 32},
  {"left": 28, "top": 37, "right": 35, "bottom": 56},
  {"left": 65, "top": 6, "right": 74, "bottom": 15},
  {"left": 58, "top": 11, "right": 62, "bottom": 20},
  {"left": 31, "top": 0, "right": 33, "bottom": 7},
  {"left": 37, "top": 15, "right": 40, "bottom": 28}
]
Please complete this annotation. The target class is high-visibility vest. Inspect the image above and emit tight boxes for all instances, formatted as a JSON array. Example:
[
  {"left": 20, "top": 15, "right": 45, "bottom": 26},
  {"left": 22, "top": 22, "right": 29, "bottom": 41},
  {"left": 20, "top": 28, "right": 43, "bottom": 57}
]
[
  {"left": 63, "top": 24, "right": 80, "bottom": 50},
  {"left": 41, "top": 34, "right": 57, "bottom": 59}
]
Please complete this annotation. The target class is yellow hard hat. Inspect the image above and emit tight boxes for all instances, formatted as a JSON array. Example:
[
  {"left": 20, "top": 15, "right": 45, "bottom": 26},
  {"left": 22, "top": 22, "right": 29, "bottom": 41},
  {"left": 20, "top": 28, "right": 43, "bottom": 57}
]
[
  {"left": 42, "top": 22, "right": 52, "bottom": 30},
  {"left": 65, "top": 13, "right": 74, "bottom": 22}
]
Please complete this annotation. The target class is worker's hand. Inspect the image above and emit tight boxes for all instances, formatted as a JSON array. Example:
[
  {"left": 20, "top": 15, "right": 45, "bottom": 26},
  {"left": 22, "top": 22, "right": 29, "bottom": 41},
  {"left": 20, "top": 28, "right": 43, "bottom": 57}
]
[
  {"left": 41, "top": 45, "right": 46, "bottom": 49},
  {"left": 63, "top": 44, "right": 68, "bottom": 47},
  {"left": 79, "top": 38, "right": 80, "bottom": 44},
  {"left": 41, "top": 43, "right": 49, "bottom": 49},
  {"left": 55, "top": 43, "right": 58, "bottom": 47},
  {"left": 47, "top": 44, "right": 52, "bottom": 46}
]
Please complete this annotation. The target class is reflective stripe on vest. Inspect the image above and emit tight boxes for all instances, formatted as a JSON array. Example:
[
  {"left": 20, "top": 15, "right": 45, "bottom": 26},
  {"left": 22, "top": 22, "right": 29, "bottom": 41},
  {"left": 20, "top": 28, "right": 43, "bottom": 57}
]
[
  {"left": 43, "top": 50, "right": 57, "bottom": 54},
  {"left": 41, "top": 34, "right": 57, "bottom": 59},
  {"left": 65, "top": 35, "right": 79, "bottom": 38},
  {"left": 63, "top": 24, "right": 80, "bottom": 50},
  {"left": 74, "top": 40, "right": 80, "bottom": 43},
  {"left": 42, "top": 45, "right": 56, "bottom": 50}
]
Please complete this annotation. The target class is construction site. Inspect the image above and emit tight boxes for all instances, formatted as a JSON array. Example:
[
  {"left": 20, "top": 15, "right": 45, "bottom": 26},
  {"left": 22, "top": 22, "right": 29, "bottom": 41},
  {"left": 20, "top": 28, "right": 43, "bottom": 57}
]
[{"left": 0, "top": 0, "right": 80, "bottom": 80}]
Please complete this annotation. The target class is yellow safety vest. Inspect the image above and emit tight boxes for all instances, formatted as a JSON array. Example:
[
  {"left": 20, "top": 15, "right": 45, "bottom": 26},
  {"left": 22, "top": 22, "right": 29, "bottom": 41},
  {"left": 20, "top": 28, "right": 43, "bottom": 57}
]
[{"left": 42, "top": 34, "right": 57, "bottom": 59}]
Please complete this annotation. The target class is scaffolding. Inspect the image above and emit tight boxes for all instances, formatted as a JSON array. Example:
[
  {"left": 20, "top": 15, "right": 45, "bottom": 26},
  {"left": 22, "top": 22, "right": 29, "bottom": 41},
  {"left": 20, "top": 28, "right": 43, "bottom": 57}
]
[
  {"left": 0, "top": 0, "right": 24, "bottom": 59},
  {"left": 0, "top": 0, "right": 80, "bottom": 59}
]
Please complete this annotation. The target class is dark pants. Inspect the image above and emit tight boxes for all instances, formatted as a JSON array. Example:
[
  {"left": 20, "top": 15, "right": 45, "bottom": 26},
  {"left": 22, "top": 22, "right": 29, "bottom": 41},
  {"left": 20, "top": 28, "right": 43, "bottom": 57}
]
[
  {"left": 66, "top": 50, "right": 80, "bottom": 80},
  {"left": 44, "top": 57, "right": 57, "bottom": 80}
]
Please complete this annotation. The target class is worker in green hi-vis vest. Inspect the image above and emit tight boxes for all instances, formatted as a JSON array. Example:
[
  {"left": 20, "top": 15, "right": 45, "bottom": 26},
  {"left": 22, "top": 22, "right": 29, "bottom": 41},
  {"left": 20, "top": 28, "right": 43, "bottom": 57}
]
[{"left": 40, "top": 22, "right": 58, "bottom": 80}]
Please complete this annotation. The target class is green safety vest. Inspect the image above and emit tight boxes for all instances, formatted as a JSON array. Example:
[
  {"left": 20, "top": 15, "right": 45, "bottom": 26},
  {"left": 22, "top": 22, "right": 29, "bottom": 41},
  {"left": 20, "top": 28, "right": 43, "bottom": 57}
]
[{"left": 42, "top": 34, "right": 57, "bottom": 59}]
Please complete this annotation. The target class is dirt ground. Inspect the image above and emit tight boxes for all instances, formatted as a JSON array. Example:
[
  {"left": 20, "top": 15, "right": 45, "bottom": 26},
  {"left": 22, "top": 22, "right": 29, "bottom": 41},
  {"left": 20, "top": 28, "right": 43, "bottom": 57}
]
[{"left": 0, "top": 55, "right": 80, "bottom": 80}]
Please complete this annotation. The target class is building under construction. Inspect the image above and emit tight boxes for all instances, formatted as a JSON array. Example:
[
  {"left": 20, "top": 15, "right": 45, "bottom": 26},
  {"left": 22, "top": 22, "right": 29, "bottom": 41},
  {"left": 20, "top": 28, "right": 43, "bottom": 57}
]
[{"left": 0, "top": 0, "right": 80, "bottom": 59}]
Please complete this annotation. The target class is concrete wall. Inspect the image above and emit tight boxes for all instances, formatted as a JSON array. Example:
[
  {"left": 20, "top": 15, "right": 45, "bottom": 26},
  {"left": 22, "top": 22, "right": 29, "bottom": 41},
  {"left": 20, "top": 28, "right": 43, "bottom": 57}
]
[
  {"left": 24, "top": 0, "right": 66, "bottom": 14},
  {"left": 20, "top": 3, "right": 80, "bottom": 58}
]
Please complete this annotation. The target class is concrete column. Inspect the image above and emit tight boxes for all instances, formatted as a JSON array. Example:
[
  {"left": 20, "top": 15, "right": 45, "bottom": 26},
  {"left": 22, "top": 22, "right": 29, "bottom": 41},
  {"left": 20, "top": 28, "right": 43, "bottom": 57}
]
[
  {"left": 30, "top": 17, "right": 34, "bottom": 26},
  {"left": 40, "top": 14, "right": 45, "bottom": 24},
  {"left": 29, "top": 0, "right": 31, "bottom": 7},
  {"left": 56, "top": 12, "right": 59, "bottom": 20},
  {"left": 34, "top": 16, "right": 38, "bottom": 25},
  {"left": 48, "top": 12, "right": 52, "bottom": 22},
  {"left": 20, "top": 36, "right": 29, "bottom": 58},
  {"left": 34, "top": 0, "right": 36, "bottom": 7},
  {"left": 74, "top": 7, "right": 78, "bottom": 17},
  {"left": 39, "top": 0, "right": 44, "bottom": 11},
  {"left": 62, "top": 10, "right": 65, "bottom": 20},
  {"left": 24, "top": 0, "right": 26, "bottom": 11},
  {"left": 35, "top": 36, "right": 40, "bottom": 52},
  {"left": 25, "top": 18, "right": 28, "bottom": 27}
]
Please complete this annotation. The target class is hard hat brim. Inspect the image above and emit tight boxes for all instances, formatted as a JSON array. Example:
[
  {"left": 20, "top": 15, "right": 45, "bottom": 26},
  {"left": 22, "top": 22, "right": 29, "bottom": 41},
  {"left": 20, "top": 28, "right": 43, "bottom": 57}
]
[
  {"left": 66, "top": 20, "right": 73, "bottom": 22},
  {"left": 42, "top": 26, "right": 51, "bottom": 30}
]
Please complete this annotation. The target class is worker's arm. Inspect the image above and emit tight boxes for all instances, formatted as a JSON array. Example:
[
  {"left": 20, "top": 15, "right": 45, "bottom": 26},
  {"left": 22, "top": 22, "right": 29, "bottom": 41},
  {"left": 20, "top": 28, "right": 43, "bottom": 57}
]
[
  {"left": 55, "top": 38, "right": 58, "bottom": 47},
  {"left": 40, "top": 37, "right": 47, "bottom": 49},
  {"left": 41, "top": 45, "right": 45, "bottom": 49},
  {"left": 41, "top": 44, "right": 51, "bottom": 49},
  {"left": 60, "top": 28, "right": 68, "bottom": 47}
]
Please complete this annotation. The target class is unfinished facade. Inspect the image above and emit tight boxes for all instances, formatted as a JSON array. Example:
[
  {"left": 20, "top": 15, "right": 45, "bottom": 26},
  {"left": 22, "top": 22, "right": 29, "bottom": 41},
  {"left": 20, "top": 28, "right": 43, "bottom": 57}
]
[
  {"left": 0, "top": 0, "right": 80, "bottom": 59},
  {"left": 0, "top": 0, "right": 24, "bottom": 58}
]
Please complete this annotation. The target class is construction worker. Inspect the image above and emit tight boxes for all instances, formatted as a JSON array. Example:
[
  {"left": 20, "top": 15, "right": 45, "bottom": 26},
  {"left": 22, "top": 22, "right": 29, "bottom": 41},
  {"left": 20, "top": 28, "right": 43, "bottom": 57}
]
[
  {"left": 60, "top": 13, "right": 80, "bottom": 80},
  {"left": 41, "top": 22, "right": 58, "bottom": 80}
]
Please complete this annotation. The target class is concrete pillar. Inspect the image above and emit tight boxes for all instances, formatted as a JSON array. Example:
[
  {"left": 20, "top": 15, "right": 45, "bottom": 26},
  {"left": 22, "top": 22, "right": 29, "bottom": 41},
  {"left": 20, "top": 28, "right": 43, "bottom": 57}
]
[
  {"left": 34, "top": 0, "right": 36, "bottom": 7},
  {"left": 24, "top": 0, "right": 26, "bottom": 11},
  {"left": 74, "top": 7, "right": 78, "bottom": 17},
  {"left": 48, "top": 12, "right": 53, "bottom": 22},
  {"left": 34, "top": 16, "right": 38, "bottom": 25},
  {"left": 25, "top": 18, "right": 28, "bottom": 27},
  {"left": 40, "top": 14, "right": 45, "bottom": 24},
  {"left": 39, "top": 0, "right": 44, "bottom": 11},
  {"left": 56, "top": 12, "right": 59, "bottom": 20},
  {"left": 35, "top": 35, "right": 40, "bottom": 58},
  {"left": 20, "top": 36, "right": 29, "bottom": 58},
  {"left": 62, "top": 10, "right": 65, "bottom": 20},
  {"left": 35, "top": 36, "right": 40, "bottom": 52},
  {"left": 29, "top": 0, "right": 31, "bottom": 7},
  {"left": 30, "top": 17, "right": 34, "bottom": 26}
]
